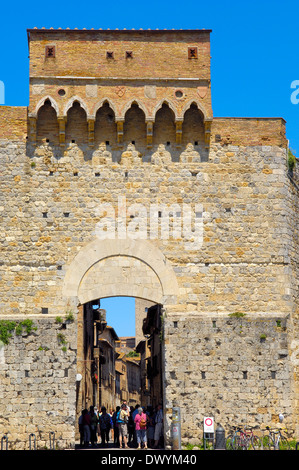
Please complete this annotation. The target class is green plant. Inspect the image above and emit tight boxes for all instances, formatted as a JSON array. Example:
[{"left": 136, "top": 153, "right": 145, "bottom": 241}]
[
  {"left": 55, "top": 316, "right": 63, "bottom": 324},
  {"left": 288, "top": 149, "right": 296, "bottom": 172},
  {"left": 16, "top": 319, "right": 37, "bottom": 336},
  {"left": 260, "top": 334, "right": 267, "bottom": 340},
  {"left": 65, "top": 311, "right": 74, "bottom": 323},
  {"left": 126, "top": 350, "right": 139, "bottom": 358},
  {"left": 0, "top": 321, "right": 17, "bottom": 345},
  {"left": 57, "top": 333, "right": 67, "bottom": 345},
  {"left": 0, "top": 319, "right": 36, "bottom": 345},
  {"left": 229, "top": 312, "right": 246, "bottom": 318}
]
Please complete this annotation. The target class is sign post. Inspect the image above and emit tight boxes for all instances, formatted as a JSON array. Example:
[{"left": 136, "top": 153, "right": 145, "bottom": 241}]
[
  {"left": 203, "top": 417, "right": 214, "bottom": 450},
  {"left": 172, "top": 407, "right": 181, "bottom": 450}
]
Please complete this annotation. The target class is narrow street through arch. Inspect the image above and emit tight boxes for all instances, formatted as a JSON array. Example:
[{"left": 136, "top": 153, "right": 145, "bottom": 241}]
[{"left": 75, "top": 296, "right": 164, "bottom": 449}]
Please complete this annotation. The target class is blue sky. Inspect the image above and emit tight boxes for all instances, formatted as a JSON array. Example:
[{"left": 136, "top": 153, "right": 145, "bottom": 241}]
[
  {"left": 100, "top": 297, "right": 136, "bottom": 337},
  {"left": 1, "top": 0, "right": 298, "bottom": 153},
  {"left": 1, "top": 0, "right": 298, "bottom": 337}
]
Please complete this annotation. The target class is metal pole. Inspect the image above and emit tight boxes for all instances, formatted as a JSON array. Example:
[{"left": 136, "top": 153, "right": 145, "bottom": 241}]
[
  {"left": 1, "top": 435, "right": 8, "bottom": 450},
  {"left": 29, "top": 433, "right": 36, "bottom": 450},
  {"left": 172, "top": 407, "right": 181, "bottom": 450},
  {"left": 49, "top": 432, "right": 55, "bottom": 450}
]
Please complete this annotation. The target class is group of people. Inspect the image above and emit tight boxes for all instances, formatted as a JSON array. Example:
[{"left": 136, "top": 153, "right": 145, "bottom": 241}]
[{"left": 78, "top": 402, "right": 163, "bottom": 449}]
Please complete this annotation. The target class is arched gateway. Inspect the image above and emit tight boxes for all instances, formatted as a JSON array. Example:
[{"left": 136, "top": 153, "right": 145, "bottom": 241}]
[
  {"left": 63, "top": 238, "right": 178, "bottom": 448},
  {"left": 62, "top": 238, "right": 179, "bottom": 306}
]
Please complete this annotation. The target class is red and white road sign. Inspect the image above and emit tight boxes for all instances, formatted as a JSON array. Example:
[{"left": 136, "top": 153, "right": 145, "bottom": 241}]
[{"left": 204, "top": 417, "right": 214, "bottom": 433}]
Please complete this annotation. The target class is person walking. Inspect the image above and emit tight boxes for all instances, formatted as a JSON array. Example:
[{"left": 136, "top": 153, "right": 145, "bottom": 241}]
[
  {"left": 117, "top": 403, "right": 129, "bottom": 449},
  {"left": 112, "top": 406, "right": 120, "bottom": 446},
  {"left": 99, "top": 406, "right": 111, "bottom": 447},
  {"left": 89, "top": 405, "right": 99, "bottom": 447},
  {"left": 82, "top": 408, "right": 91, "bottom": 447},
  {"left": 134, "top": 407, "right": 148, "bottom": 449},
  {"left": 153, "top": 404, "right": 163, "bottom": 449},
  {"left": 146, "top": 406, "right": 155, "bottom": 448}
]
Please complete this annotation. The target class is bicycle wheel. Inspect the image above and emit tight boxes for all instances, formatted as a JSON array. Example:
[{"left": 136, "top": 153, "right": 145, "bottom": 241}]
[
  {"left": 234, "top": 434, "right": 247, "bottom": 450},
  {"left": 263, "top": 435, "right": 275, "bottom": 450},
  {"left": 250, "top": 435, "right": 262, "bottom": 450},
  {"left": 225, "top": 435, "right": 235, "bottom": 450},
  {"left": 278, "top": 435, "right": 290, "bottom": 450}
]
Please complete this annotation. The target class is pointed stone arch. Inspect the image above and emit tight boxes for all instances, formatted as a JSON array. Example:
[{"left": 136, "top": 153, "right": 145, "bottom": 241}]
[
  {"left": 153, "top": 99, "right": 178, "bottom": 121},
  {"left": 92, "top": 98, "right": 118, "bottom": 120},
  {"left": 180, "top": 99, "right": 208, "bottom": 122},
  {"left": 34, "top": 95, "right": 59, "bottom": 118},
  {"left": 63, "top": 96, "right": 89, "bottom": 118},
  {"left": 121, "top": 99, "right": 149, "bottom": 121}
]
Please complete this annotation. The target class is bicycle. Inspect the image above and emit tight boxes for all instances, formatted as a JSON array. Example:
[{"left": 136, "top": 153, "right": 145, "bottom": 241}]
[
  {"left": 226, "top": 425, "right": 262, "bottom": 450},
  {"left": 262, "top": 427, "right": 290, "bottom": 450},
  {"left": 226, "top": 426, "right": 248, "bottom": 450},
  {"left": 243, "top": 425, "right": 262, "bottom": 450}
]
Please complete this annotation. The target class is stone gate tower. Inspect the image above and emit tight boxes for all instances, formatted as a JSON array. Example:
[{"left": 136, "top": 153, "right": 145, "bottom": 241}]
[{"left": 0, "top": 28, "right": 298, "bottom": 449}]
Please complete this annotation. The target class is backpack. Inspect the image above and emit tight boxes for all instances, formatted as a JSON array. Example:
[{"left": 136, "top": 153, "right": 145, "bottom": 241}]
[
  {"left": 116, "top": 410, "right": 123, "bottom": 424},
  {"left": 140, "top": 415, "right": 146, "bottom": 429}
]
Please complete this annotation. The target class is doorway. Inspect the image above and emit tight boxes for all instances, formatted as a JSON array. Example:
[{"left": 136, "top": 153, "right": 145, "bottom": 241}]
[{"left": 76, "top": 296, "right": 163, "bottom": 420}]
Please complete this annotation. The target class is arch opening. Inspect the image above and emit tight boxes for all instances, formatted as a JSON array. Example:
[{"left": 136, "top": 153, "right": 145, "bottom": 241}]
[
  {"left": 66, "top": 238, "right": 176, "bottom": 448},
  {"left": 94, "top": 101, "right": 117, "bottom": 148},
  {"left": 36, "top": 99, "right": 59, "bottom": 145},
  {"left": 153, "top": 103, "right": 176, "bottom": 147},
  {"left": 123, "top": 103, "right": 147, "bottom": 152},
  {"left": 65, "top": 101, "right": 88, "bottom": 145}
]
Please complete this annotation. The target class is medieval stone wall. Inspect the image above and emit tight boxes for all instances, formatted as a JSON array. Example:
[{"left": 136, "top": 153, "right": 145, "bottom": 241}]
[{"left": 0, "top": 28, "right": 298, "bottom": 448}]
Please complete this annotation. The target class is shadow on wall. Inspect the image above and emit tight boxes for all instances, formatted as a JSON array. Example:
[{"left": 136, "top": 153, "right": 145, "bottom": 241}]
[{"left": 26, "top": 99, "right": 209, "bottom": 163}]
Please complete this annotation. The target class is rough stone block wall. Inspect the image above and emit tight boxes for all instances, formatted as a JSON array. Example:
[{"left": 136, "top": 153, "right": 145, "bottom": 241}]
[
  {"left": 164, "top": 313, "right": 292, "bottom": 444},
  {"left": 0, "top": 28, "right": 298, "bottom": 448},
  {"left": 0, "top": 317, "right": 77, "bottom": 449}
]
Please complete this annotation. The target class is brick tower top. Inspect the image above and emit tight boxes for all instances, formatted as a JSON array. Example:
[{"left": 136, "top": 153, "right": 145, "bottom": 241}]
[{"left": 27, "top": 28, "right": 213, "bottom": 124}]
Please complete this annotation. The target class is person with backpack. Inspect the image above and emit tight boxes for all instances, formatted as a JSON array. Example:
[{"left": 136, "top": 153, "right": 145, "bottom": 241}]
[
  {"left": 134, "top": 407, "right": 148, "bottom": 449},
  {"left": 117, "top": 403, "right": 129, "bottom": 448}
]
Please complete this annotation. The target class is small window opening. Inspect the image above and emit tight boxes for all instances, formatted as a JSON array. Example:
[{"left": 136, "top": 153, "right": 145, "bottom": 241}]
[
  {"left": 106, "top": 141, "right": 110, "bottom": 145},
  {"left": 64, "top": 212, "right": 70, "bottom": 218},
  {"left": 243, "top": 371, "right": 248, "bottom": 379},
  {"left": 201, "top": 371, "right": 206, "bottom": 379},
  {"left": 45, "top": 46, "right": 55, "bottom": 58},
  {"left": 95, "top": 172, "right": 100, "bottom": 177},
  {"left": 271, "top": 371, "right": 276, "bottom": 379},
  {"left": 106, "top": 51, "right": 114, "bottom": 59},
  {"left": 42, "top": 212, "right": 48, "bottom": 218},
  {"left": 126, "top": 51, "right": 133, "bottom": 59},
  {"left": 42, "top": 307, "right": 48, "bottom": 314},
  {"left": 71, "top": 139, "right": 76, "bottom": 143},
  {"left": 188, "top": 47, "right": 198, "bottom": 59},
  {"left": 173, "top": 321, "right": 178, "bottom": 328},
  {"left": 175, "top": 90, "right": 183, "bottom": 98}
]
